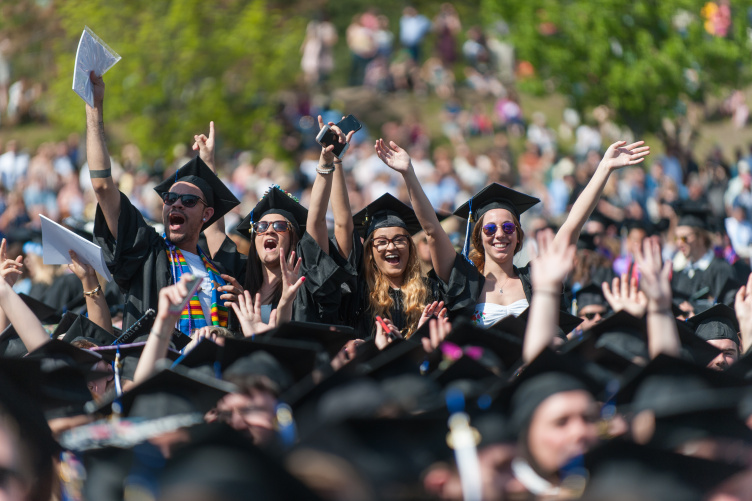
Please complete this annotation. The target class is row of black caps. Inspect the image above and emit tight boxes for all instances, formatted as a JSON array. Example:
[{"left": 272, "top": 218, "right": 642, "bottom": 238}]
[{"left": 4, "top": 294, "right": 752, "bottom": 500}]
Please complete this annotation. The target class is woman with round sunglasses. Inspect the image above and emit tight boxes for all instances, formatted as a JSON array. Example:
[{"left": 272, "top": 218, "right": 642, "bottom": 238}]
[{"left": 373, "top": 139, "right": 649, "bottom": 327}]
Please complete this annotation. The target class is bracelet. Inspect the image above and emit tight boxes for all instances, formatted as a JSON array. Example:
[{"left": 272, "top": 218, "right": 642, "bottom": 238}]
[
  {"left": 83, "top": 284, "right": 102, "bottom": 297},
  {"left": 149, "top": 329, "right": 171, "bottom": 341},
  {"left": 89, "top": 169, "right": 112, "bottom": 179},
  {"left": 316, "top": 162, "right": 335, "bottom": 175},
  {"left": 333, "top": 159, "right": 343, "bottom": 165}
]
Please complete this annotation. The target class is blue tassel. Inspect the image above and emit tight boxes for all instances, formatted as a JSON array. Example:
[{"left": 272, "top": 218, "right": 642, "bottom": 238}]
[{"left": 461, "top": 198, "right": 473, "bottom": 263}]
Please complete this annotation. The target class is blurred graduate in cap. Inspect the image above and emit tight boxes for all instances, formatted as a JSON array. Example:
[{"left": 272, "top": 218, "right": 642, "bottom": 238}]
[
  {"left": 373, "top": 138, "right": 649, "bottom": 327},
  {"left": 85, "top": 74, "right": 244, "bottom": 336},
  {"left": 671, "top": 202, "right": 739, "bottom": 303}
]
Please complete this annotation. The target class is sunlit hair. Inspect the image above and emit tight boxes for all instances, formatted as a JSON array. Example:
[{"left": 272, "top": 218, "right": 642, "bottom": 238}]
[
  {"left": 469, "top": 212, "right": 525, "bottom": 274},
  {"left": 364, "top": 230, "right": 429, "bottom": 338},
  {"left": 244, "top": 218, "right": 299, "bottom": 307},
  {"left": 572, "top": 248, "right": 612, "bottom": 286}
]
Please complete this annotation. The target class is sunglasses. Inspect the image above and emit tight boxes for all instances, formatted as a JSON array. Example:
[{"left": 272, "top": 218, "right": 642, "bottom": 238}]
[
  {"left": 482, "top": 222, "right": 516, "bottom": 236},
  {"left": 580, "top": 312, "right": 602, "bottom": 321},
  {"left": 676, "top": 234, "right": 693, "bottom": 244},
  {"left": 162, "top": 192, "right": 208, "bottom": 208},
  {"left": 253, "top": 220, "right": 291, "bottom": 234}
]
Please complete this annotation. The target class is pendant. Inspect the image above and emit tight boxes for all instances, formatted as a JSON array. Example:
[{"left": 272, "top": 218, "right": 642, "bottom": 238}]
[{"left": 499, "top": 287, "right": 504, "bottom": 294}]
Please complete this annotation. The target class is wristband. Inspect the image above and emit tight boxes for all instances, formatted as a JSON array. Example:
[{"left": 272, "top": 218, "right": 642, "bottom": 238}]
[
  {"left": 89, "top": 169, "right": 112, "bottom": 178},
  {"left": 317, "top": 162, "right": 335, "bottom": 175},
  {"left": 83, "top": 284, "right": 102, "bottom": 297}
]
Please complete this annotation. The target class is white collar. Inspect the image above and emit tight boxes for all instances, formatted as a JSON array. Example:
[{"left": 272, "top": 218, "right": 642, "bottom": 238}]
[
  {"left": 511, "top": 458, "right": 561, "bottom": 496},
  {"left": 687, "top": 250, "right": 714, "bottom": 272}
]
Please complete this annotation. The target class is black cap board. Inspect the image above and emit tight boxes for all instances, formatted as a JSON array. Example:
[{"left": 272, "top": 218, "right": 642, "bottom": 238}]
[
  {"left": 573, "top": 283, "right": 608, "bottom": 311},
  {"left": 686, "top": 304, "right": 740, "bottom": 345},
  {"left": 676, "top": 201, "right": 710, "bottom": 229},
  {"left": 236, "top": 185, "right": 308, "bottom": 239},
  {"left": 561, "top": 311, "right": 648, "bottom": 364},
  {"left": 259, "top": 321, "right": 359, "bottom": 359},
  {"left": 352, "top": 193, "right": 423, "bottom": 238},
  {"left": 17, "top": 293, "right": 62, "bottom": 324},
  {"left": 153, "top": 156, "right": 240, "bottom": 230},
  {"left": 453, "top": 183, "right": 540, "bottom": 222},
  {"left": 26, "top": 339, "right": 103, "bottom": 368},
  {"left": 576, "top": 232, "right": 598, "bottom": 252},
  {"left": 61, "top": 314, "right": 118, "bottom": 346},
  {"left": 90, "top": 341, "right": 182, "bottom": 363},
  {"left": 442, "top": 319, "right": 523, "bottom": 371}
]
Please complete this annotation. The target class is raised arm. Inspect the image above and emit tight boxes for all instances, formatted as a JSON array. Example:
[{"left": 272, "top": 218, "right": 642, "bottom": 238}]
[
  {"left": 735, "top": 272, "right": 752, "bottom": 354},
  {"left": 331, "top": 129, "right": 354, "bottom": 258},
  {"left": 68, "top": 250, "right": 113, "bottom": 334},
  {"left": 374, "top": 139, "right": 456, "bottom": 282},
  {"left": 0, "top": 255, "right": 49, "bottom": 352},
  {"left": 635, "top": 237, "right": 681, "bottom": 359},
  {"left": 132, "top": 276, "right": 189, "bottom": 384},
  {"left": 86, "top": 72, "right": 121, "bottom": 237},
  {"left": 554, "top": 141, "right": 650, "bottom": 247},
  {"left": 0, "top": 239, "right": 22, "bottom": 332},
  {"left": 523, "top": 229, "right": 576, "bottom": 363},
  {"left": 192, "top": 121, "right": 227, "bottom": 259},
  {"left": 308, "top": 116, "right": 353, "bottom": 254}
]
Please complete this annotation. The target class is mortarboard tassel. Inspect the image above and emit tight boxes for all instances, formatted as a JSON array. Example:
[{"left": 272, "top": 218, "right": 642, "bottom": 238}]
[
  {"left": 114, "top": 347, "right": 123, "bottom": 397},
  {"left": 461, "top": 198, "right": 474, "bottom": 263},
  {"left": 445, "top": 389, "right": 482, "bottom": 501}
]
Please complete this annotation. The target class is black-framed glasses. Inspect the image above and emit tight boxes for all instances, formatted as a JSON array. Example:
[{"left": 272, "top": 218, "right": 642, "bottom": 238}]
[
  {"left": 253, "top": 220, "right": 291, "bottom": 234},
  {"left": 161, "top": 192, "right": 208, "bottom": 208},
  {"left": 372, "top": 235, "right": 410, "bottom": 250},
  {"left": 482, "top": 221, "right": 516, "bottom": 236}
]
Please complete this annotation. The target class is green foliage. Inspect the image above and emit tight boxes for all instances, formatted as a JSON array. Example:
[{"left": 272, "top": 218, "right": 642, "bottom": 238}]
[
  {"left": 46, "top": 0, "right": 305, "bottom": 160},
  {"left": 481, "top": 0, "right": 752, "bottom": 134}
]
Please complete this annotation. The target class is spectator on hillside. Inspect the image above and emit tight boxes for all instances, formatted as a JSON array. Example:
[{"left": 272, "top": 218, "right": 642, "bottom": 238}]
[{"left": 399, "top": 6, "right": 431, "bottom": 62}]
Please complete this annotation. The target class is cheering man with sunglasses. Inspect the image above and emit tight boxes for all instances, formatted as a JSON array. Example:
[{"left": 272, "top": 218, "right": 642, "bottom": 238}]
[{"left": 85, "top": 72, "right": 241, "bottom": 335}]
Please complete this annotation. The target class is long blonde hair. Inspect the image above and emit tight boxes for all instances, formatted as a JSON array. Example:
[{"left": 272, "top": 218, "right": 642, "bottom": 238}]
[
  {"left": 364, "top": 231, "right": 429, "bottom": 338},
  {"left": 468, "top": 212, "right": 525, "bottom": 274}
]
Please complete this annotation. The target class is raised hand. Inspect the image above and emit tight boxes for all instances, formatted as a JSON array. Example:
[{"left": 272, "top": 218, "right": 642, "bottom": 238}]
[
  {"left": 231, "top": 291, "right": 277, "bottom": 337},
  {"left": 155, "top": 274, "right": 191, "bottom": 325},
  {"left": 279, "top": 250, "right": 305, "bottom": 306},
  {"left": 218, "top": 273, "right": 244, "bottom": 305},
  {"left": 530, "top": 228, "right": 576, "bottom": 292},
  {"left": 599, "top": 140, "right": 650, "bottom": 171},
  {"left": 318, "top": 115, "right": 355, "bottom": 163},
  {"left": 735, "top": 273, "right": 752, "bottom": 354},
  {"left": 0, "top": 238, "right": 23, "bottom": 287},
  {"left": 68, "top": 250, "right": 98, "bottom": 284},
  {"left": 421, "top": 318, "right": 452, "bottom": 353},
  {"left": 418, "top": 300, "right": 447, "bottom": 329},
  {"left": 634, "top": 237, "right": 673, "bottom": 311},
  {"left": 88, "top": 71, "right": 105, "bottom": 107},
  {"left": 602, "top": 274, "right": 648, "bottom": 317},
  {"left": 374, "top": 139, "right": 412, "bottom": 174},
  {"left": 192, "top": 121, "right": 216, "bottom": 168}
]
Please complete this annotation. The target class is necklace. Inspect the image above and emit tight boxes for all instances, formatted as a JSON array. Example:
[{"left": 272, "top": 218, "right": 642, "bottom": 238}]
[{"left": 499, "top": 276, "right": 511, "bottom": 294}]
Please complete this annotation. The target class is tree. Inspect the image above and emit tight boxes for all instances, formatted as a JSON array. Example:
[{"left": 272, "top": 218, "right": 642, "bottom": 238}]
[
  {"left": 46, "top": 0, "right": 305, "bottom": 160},
  {"left": 481, "top": 0, "right": 752, "bottom": 137}
]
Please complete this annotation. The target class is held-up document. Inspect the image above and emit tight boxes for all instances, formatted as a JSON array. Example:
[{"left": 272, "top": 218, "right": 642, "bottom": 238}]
[
  {"left": 72, "top": 26, "right": 121, "bottom": 107},
  {"left": 40, "top": 215, "right": 112, "bottom": 282}
]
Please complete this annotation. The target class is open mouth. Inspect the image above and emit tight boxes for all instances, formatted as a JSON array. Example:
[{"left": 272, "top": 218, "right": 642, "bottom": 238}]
[
  {"left": 263, "top": 238, "right": 278, "bottom": 251},
  {"left": 169, "top": 212, "right": 186, "bottom": 230},
  {"left": 385, "top": 253, "right": 401, "bottom": 265},
  {"left": 492, "top": 242, "right": 510, "bottom": 250}
]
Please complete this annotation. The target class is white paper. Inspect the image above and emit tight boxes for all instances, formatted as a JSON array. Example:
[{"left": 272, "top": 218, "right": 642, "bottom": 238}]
[
  {"left": 72, "top": 26, "right": 121, "bottom": 107},
  {"left": 40, "top": 215, "right": 112, "bottom": 282}
]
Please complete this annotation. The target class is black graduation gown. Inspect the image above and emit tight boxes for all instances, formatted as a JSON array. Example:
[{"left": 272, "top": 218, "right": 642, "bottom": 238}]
[
  {"left": 94, "top": 192, "right": 236, "bottom": 332},
  {"left": 671, "top": 256, "right": 738, "bottom": 303},
  {"left": 433, "top": 252, "right": 567, "bottom": 322},
  {"left": 211, "top": 228, "right": 359, "bottom": 324}
]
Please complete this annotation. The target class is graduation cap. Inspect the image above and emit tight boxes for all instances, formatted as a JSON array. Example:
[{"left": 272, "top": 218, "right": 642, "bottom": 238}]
[
  {"left": 17, "top": 293, "right": 62, "bottom": 324},
  {"left": 686, "top": 304, "right": 740, "bottom": 345},
  {"left": 488, "top": 314, "right": 527, "bottom": 339},
  {"left": 224, "top": 350, "right": 295, "bottom": 394},
  {"left": 442, "top": 319, "right": 523, "bottom": 372},
  {"left": 61, "top": 314, "right": 118, "bottom": 346},
  {"left": 562, "top": 311, "right": 648, "bottom": 364},
  {"left": 431, "top": 355, "right": 498, "bottom": 400},
  {"left": 352, "top": 193, "right": 423, "bottom": 238},
  {"left": 582, "top": 440, "right": 744, "bottom": 501},
  {"left": 259, "top": 321, "right": 359, "bottom": 359},
  {"left": 676, "top": 201, "right": 711, "bottom": 229},
  {"left": 159, "top": 424, "right": 322, "bottom": 501},
  {"left": 26, "top": 339, "right": 103, "bottom": 368},
  {"left": 573, "top": 283, "right": 608, "bottom": 312},
  {"left": 576, "top": 232, "right": 599, "bottom": 252},
  {"left": 492, "top": 349, "right": 604, "bottom": 433},
  {"left": 236, "top": 185, "right": 308, "bottom": 239},
  {"left": 153, "top": 156, "right": 240, "bottom": 230},
  {"left": 454, "top": 183, "right": 540, "bottom": 223},
  {"left": 89, "top": 363, "right": 236, "bottom": 418},
  {"left": 0, "top": 324, "right": 29, "bottom": 358}
]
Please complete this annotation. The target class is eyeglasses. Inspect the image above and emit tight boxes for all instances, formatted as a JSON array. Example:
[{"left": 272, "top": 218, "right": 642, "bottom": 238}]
[
  {"left": 482, "top": 222, "right": 516, "bottom": 236},
  {"left": 676, "top": 234, "right": 694, "bottom": 244},
  {"left": 580, "top": 312, "right": 602, "bottom": 321},
  {"left": 253, "top": 220, "right": 291, "bottom": 234},
  {"left": 162, "top": 192, "right": 208, "bottom": 208},
  {"left": 372, "top": 235, "right": 410, "bottom": 250}
]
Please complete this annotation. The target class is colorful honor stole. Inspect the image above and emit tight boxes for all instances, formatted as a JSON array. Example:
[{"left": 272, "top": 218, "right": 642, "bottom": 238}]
[{"left": 164, "top": 239, "right": 229, "bottom": 334}]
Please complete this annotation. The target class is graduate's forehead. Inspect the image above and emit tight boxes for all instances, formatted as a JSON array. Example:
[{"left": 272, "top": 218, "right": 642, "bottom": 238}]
[
  {"left": 259, "top": 213, "right": 290, "bottom": 223},
  {"left": 482, "top": 208, "right": 516, "bottom": 224},
  {"left": 169, "top": 181, "right": 204, "bottom": 197}
]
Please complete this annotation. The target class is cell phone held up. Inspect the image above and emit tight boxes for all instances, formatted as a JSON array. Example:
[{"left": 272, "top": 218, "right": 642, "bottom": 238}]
[
  {"left": 316, "top": 114, "right": 362, "bottom": 159},
  {"left": 168, "top": 274, "right": 203, "bottom": 315}
]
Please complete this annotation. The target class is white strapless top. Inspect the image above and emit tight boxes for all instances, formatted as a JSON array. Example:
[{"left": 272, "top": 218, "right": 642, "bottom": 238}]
[{"left": 471, "top": 299, "right": 529, "bottom": 328}]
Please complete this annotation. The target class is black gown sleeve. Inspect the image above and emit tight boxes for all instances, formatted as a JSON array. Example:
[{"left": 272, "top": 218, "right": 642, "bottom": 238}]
[
  {"left": 211, "top": 235, "right": 247, "bottom": 282},
  {"left": 430, "top": 252, "right": 484, "bottom": 321}
]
